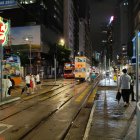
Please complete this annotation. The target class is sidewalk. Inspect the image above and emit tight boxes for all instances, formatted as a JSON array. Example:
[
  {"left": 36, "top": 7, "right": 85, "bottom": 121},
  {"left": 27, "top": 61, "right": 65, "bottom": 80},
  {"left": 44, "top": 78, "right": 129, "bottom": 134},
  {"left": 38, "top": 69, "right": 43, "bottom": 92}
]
[{"left": 86, "top": 78, "right": 136, "bottom": 140}]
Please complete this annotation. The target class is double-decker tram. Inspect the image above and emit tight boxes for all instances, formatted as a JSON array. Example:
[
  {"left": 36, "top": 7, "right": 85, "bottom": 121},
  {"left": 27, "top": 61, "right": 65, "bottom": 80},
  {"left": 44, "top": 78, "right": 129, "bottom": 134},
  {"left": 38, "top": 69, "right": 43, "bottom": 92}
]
[
  {"left": 63, "top": 62, "right": 75, "bottom": 78},
  {"left": 3, "top": 54, "right": 22, "bottom": 86},
  {"left": 74, "top": 56, "right": 91, "bottom": 81}
]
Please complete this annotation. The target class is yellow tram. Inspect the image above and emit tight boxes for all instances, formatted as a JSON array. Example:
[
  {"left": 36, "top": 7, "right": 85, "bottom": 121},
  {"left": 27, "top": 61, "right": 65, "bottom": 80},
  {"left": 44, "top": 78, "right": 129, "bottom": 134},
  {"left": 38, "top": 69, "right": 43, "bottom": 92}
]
[{"left": 74, "top": 56, "right": 91, "bottom": 81}]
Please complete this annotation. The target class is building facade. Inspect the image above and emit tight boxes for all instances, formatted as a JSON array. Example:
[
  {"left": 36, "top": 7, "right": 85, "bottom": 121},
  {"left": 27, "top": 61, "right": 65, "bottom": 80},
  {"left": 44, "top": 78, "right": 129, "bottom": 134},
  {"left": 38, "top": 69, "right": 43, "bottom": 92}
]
[{"left": 0, "top": 0, "right": 64, "bottom": 77}]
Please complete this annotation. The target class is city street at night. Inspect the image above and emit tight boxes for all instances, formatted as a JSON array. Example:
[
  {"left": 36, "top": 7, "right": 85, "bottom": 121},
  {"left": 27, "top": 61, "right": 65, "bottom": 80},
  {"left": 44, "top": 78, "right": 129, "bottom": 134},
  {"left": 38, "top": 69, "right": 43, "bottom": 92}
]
[{"left": 0, "top": 0, "right": 140, "bottom": 139}]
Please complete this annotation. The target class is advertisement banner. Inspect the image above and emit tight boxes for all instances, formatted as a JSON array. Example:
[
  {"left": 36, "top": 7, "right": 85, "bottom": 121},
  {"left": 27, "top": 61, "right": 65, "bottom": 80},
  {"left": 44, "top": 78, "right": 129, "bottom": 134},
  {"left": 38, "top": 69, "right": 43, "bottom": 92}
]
[
  {"left": 11, "top": 25, "right": 41, "bottom": 50},
  {"left": 0, "top": 0, "right": 18, "bottom": 9}
]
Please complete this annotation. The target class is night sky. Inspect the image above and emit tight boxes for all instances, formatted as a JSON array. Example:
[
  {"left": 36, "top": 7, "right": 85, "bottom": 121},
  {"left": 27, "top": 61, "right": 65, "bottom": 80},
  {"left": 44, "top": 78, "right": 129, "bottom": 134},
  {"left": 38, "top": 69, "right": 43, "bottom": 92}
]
[{"left": 88, "top": 0, "right": 118, "bottom": 52}]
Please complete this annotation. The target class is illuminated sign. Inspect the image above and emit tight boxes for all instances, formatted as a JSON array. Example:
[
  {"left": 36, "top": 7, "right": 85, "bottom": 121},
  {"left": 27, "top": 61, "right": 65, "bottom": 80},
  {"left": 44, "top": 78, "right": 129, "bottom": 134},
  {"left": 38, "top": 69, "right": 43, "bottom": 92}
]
[
  {"left": 0, "top": 0, "right": 18, "bottom": 10},
  {"left": 75, "top": 63, "right": 86, "bottom": 68},
  {"left": 0, "top": 0, "right": 16, "bottom": 7},
  {"left": 0, "top": 17, "right": 10, "bottom": 46}
]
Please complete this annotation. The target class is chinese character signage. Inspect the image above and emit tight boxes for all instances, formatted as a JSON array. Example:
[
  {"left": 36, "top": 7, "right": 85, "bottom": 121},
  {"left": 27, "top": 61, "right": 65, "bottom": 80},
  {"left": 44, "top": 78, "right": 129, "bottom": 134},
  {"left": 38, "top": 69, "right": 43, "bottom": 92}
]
[{"left": 0, "top": 17, "right": 10, "bottom": 46}]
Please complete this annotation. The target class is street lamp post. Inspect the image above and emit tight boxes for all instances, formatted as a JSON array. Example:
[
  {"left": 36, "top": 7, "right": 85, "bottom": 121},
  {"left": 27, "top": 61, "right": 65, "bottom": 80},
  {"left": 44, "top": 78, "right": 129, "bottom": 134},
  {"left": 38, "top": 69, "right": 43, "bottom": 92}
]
[
  {"left": 54, "top": 52, "right": 57, "bottom": 83},
  {"left": 54, "top": 38, "right": 65, "bottom": 83},
  {"left": 25, "top": 36, "right": 32, "bottom": 74},
  {"left": 29, "top": 41, "right": 32, "bottom": 73}
]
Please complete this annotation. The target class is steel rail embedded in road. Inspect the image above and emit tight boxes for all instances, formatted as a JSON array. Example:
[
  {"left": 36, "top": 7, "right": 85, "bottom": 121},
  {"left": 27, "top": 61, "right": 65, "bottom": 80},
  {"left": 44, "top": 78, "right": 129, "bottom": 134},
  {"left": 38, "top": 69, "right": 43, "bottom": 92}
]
[
  {"left": 0, "top": 84, "right": 76, "bottom": 121},
  {"left": 60, "top": 76, "right": 100, "bottom": 140}
]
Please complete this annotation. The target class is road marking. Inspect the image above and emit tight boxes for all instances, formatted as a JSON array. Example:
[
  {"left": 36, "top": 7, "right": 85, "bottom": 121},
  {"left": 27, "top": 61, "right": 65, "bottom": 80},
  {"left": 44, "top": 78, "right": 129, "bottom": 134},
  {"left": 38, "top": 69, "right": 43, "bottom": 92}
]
[
  {"left": 0, "top": 123, "right": 13, "bottom": 134},
  {"left": 0, "top": 97, "right": 21, "bottom": 106},
  {"left": 87, "top": 87, "right": 98, "bottom": 104},
  {"left": 75, "top": 85, "right": 92, "bottom": 102},
  {"left": 83, "top": 101, "right": 97, "bottom": 140}
]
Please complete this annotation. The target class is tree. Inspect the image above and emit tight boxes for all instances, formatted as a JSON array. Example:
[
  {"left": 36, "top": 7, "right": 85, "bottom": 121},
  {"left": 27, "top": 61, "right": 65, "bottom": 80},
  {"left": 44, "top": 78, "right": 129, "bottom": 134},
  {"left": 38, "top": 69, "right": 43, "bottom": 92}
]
[{"left": 45, "top": 43, "right": 71, "bottom": 66}]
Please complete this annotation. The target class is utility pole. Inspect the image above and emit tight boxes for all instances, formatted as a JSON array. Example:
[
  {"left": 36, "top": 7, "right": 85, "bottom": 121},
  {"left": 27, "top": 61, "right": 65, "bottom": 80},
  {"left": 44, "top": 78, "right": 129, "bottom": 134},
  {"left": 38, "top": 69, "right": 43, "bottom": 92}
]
[
  {"left": 29, "top": 41, "right": 32, "bottom": 74},
  {"left": 24, "top": 36, "right": 33, "bottom": 74}
]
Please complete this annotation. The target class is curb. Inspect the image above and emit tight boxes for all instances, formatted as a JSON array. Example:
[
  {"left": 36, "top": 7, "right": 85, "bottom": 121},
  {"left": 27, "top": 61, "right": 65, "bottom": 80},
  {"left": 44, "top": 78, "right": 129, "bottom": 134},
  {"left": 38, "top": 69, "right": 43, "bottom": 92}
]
[{"left": 0, "top": 97, "right": 21, "bottom": 106}]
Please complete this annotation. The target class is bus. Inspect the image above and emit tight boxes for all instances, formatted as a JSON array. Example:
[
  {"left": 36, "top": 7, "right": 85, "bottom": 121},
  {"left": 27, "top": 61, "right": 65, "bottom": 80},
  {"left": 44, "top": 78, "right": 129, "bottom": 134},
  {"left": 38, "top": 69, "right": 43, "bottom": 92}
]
[
  {"left": 74, "top": 56, "right": 91, "bottom": 81},
  {"left": 63, "top": 62, "right": 75, "bottom": 78},
  {"left": 3, "top": 54, "right": 22, "bottom": 86}
]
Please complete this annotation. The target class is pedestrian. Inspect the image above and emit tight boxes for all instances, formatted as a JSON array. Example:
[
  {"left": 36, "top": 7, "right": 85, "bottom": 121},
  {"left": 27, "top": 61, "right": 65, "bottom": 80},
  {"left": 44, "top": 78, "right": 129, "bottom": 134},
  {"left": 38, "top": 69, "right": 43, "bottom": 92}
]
[
  {"left": 7, "top": 76, "right": 13, "bottom": 95},
  {"left": 25, "top": 73, "right": 31, "bottom": 95},
  {"left": 118, "top": 69, "right": 131, "bottom": 107},
  {"left": 31, "top": 75, "right": 36, "bottom": 93},
  {"left": 8, "top": 76, "right": 15, "bottom": 89},
  {"left": 113, "top": 74, "right": 117, "bottom": 82},
  {"left": 36, "top": 73, "right": 41, "bottom": 89},
  {"left": 129, "top": 73, "right": 136, "bottom": 101},
  {"left": 2, "top": 75, "right": 11, "bottom": 97}
]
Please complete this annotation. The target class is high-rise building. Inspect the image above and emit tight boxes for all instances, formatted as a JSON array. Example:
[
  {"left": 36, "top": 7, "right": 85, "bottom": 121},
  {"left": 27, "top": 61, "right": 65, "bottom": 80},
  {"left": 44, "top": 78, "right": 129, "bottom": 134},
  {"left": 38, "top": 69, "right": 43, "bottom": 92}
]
[
  {"left": 63, "top": 0, "right": 75, "bottom": 61},
  {"left": 0, "top": 0, "right": 64, "bottom": 76},
  {"left": 78, "top": 1, "right": 92, "bottom": 63},
  {"left": 64, "top": 0, "right": 92, "bottom": 62},
  {"left": 113, "top": 0, "right": 130, "bottom": 65}
]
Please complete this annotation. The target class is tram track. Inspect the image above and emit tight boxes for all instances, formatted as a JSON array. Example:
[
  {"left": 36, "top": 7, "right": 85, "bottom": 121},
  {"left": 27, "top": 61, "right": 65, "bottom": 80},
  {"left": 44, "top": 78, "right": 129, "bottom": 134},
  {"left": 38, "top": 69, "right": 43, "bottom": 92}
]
[
  {"left": 0, "top": 80, "right": 82, "bottom": 110},
  {"left": 18, "top": 96, "right": 74, "bottom": 140},
  {"left": 0, "top": 84, "right": 74, "bottom": 121},
  {"left": 0, "top": 82, "right": 74, "bottom": 110},
  {"left": 0, "top": 81, "right": 89, "bottom": 139},
  {"left": 60, "top": 77, "right": 100, "bottom": 140},
  {"left": 0, "top": 81, "right": 87, "bottom": 122},
  {"left": 0, "top": 78, "right": 101, "bottom": 139},
  {"left": 19, "top": 77, "right": 100, "bottom": 140}
]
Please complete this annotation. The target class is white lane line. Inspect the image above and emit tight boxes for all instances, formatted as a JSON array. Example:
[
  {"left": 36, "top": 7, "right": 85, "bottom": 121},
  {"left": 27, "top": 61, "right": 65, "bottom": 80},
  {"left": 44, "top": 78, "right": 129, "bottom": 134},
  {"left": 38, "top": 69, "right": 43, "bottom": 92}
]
[
  {"left": 0, "top": 123, "right": 13, "bottom": 134},
  {"left": 83, "top": 101, "right": 97, "bottom": 140}
]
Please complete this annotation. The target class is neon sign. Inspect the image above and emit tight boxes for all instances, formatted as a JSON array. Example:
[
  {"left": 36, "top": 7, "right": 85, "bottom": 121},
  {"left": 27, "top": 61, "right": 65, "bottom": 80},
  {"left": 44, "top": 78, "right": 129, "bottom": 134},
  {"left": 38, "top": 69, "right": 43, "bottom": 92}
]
[{"left": 0, "top": 16, "right": 10, "bottom": 46}]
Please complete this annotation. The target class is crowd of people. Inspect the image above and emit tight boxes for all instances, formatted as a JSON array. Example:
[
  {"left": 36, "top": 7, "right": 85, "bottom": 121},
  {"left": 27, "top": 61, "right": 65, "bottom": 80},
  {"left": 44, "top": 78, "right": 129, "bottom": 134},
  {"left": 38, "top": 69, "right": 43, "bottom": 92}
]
[
  {"left": 23, "top": 73, "right": 41, "bottom": 95},
  {"left": 2, "top": 73, "right": 42, "bottom": 97}
]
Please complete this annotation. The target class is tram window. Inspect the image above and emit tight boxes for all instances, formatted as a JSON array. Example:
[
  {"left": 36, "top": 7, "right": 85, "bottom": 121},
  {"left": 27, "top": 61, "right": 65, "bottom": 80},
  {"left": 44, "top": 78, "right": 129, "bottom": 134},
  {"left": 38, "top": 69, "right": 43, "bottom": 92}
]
[
  {"left": 83, "top": 58, "right": 86, "bottom": 62},
  {"left": 78, "top": 68, "right": 85, "bottom": 72}
]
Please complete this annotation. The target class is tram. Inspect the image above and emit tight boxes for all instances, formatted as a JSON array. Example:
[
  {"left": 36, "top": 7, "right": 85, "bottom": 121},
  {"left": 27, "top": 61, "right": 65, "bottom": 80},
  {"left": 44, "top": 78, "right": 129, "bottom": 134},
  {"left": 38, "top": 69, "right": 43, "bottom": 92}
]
[
  {"left": 63, "top": 62, "right": 75, "bottom": 78},
  {"left": 74, "top": 56, "right": 91, "bottom": 81}
]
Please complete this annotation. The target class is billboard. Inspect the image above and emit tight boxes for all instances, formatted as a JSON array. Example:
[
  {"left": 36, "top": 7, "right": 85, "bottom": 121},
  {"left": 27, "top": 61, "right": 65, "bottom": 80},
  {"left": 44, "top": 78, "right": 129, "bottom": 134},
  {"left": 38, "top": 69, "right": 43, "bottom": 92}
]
[
  {"left": 0, "top": 0, "right": 18, "bottom": 9},
  {"left": 11, "top": 25, "right": 41, "bottom": 50}
]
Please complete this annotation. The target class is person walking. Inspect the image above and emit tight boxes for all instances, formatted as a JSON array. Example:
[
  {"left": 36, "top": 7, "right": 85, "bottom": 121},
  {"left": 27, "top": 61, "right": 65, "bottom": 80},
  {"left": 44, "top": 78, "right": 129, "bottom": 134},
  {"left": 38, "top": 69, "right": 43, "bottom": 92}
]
[
  {"left": 31, "top": 75, "right": 36, "bottom": 93},
  {"left": 25, "top": 73, "right": 31, "bottom": 95},
  {"left": 7, "top": 76, "right": 13, "bottom": 95},
  {"left": 119, "top": 69, "right": 131, "bottom": 107},
  {"left": 129, "top": 73, "right": 136, "bottom": 101},
  {"left": 36, "top": 73, "right": 41, "bottom": 89},
  {"left": 2, "top": 75, "right": 11, "bottom": 97}
]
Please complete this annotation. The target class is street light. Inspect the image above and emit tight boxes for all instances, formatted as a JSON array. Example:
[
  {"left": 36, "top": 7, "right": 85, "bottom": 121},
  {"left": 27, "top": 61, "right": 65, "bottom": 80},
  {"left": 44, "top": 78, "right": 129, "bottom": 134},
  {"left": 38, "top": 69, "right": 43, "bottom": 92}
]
[
  {"left": 54, "top": 38, "right": 65, "bottom": 83},
  {"left": 58, "top": 38, "right": 65, "bottom": 46},
  {"left": 24, "top": 36, "right": 33, "bottom": 74}
]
